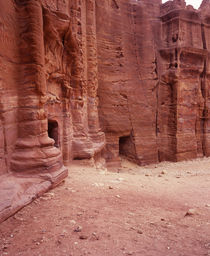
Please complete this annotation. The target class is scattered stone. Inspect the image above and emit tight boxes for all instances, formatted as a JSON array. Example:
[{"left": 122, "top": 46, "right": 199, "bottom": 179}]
[
  {"left": 93, "top": 183, "right": 104, "bottom": 187},
  {"left": 79, "top": 235, "right": 88, "bottom": 240},
  {"left": 40, "top": 197, "right": 49, "bottom": 201},
  {"left": 45, "top": 192, "right": 55, "bottom": 197},
  {"left": 158, "top": 174, "right": 162, "bottom": 177},
  {"left": 161, "top": 171, "right": 166, "bottom": 175},
  {"left": 91, "top": 232, "right": 99, "bottom": 240},
  {"left": 185, "top": 208, "right": 198, "bottom": 217},
  {"left": 117, "top": 178, "right": 125, "bottom": 182},
  {"left": 205, "top": 204, "right": 210, "bottom": 208},
  {"left": 145, "top": 174, "right": 149, "bottom": 177},
  {"left": 176, "top": 176, "right": 181, "bottom": 179},
  {"left": 60, "top": 230, "right": 67, "bottom": 236},
  {"left": 149, "top": 222, "right": 155, "bottom": 226},
  {"left": 109, "top": 186, "right": 114, "bottom": 189},
  {"left": 2, "top": 244, "right": 9, "bottom": 250},
  {"left": 74, "top": 226, "right": 82, "bottom": 232},
  {"left": 110, "top": 179, "right": 122, "bottom": 184},
  {"left": 116, "top": 195, "right": 121, "bottom": 198},
  {"left": 70, "top": 220, "right": 76, "bottom": 224},
  {"left": 137, "top": 230, "right": 143, "bottom": 234},
  {"left": 204, "top": 243, "right": 210, "bottom": 249},
  {"left": 127, "top": 252, "right": 133, "bottom": 255},
  {"left": 40, "top": 192, "right": 55, "bottom": 200},
  {"left": 13, "top": 216, "right": 24, "bottom": 221},
  {"left": 128, "top": 212, "right": 135, "bottom": 216},
  {"left": 77, "top": 212, "right": 83, "bottom": 216}
]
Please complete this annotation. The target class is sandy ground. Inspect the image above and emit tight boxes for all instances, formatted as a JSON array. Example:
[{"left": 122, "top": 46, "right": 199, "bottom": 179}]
[{"left": 0, "top": 157, "right": 210, "bottom": 256}]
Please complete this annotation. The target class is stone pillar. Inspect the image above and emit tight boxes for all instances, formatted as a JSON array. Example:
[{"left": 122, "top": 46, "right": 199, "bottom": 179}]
[
  {"left": 86, "top": 0, "right": 101, "bottom": 134},
  {"left": 83, "top": 0, "right": 105, "bottom": 159},
  {"left": 10, "top": 0, "right": 67, "bottom": 182}
]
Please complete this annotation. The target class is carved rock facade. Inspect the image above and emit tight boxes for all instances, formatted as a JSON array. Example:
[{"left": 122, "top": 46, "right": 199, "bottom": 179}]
[{"left": 0, "top": 0, "right": 210, "bottom": 221}]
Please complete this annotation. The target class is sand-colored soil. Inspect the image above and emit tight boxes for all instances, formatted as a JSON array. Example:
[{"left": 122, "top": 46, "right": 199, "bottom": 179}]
[{"left": 0, "top": 158, "right": 210, "bottom": 256}]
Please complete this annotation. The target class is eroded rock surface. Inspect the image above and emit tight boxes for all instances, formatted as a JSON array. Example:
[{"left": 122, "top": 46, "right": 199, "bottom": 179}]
[{"left": 0, "top": 0, "right": 210, "bottom": 222}]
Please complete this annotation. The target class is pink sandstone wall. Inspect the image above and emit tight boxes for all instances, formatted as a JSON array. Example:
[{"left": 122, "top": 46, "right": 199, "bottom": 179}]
[{"left": 1, "top": 0, "right": 210, "bottom": 222}]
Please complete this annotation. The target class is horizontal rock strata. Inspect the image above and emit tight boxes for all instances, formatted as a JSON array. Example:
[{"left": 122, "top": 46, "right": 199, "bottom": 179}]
[{"left": 1, "top": 0, "right": 210, "bottom": 222}]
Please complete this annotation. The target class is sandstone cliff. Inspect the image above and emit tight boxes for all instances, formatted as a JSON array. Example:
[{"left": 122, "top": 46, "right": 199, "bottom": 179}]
[{"left": 0, "top": 0, "right": 210, "bottom": 222}]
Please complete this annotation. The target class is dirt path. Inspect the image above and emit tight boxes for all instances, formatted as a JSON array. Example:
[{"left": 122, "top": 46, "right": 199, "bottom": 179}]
[{"left": 0, "top": 158, "right": 210, "bottom": 256}]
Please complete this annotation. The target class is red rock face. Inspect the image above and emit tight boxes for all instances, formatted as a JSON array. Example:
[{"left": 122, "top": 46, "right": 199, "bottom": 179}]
[
  {"left": 158, "top": 0, "right": 210, "bottom": 162},
  {"left": 0, "top": 0, "right": 210, "bottom": 222},
  {"left": 97, "top": 0, "right": 210, "bottom": 165},
  {"left": 0, "top": 0, "right": 105, "bottom": 222},
  {"left": 96, "top": 0, "right": 161, "bottom": 167}
]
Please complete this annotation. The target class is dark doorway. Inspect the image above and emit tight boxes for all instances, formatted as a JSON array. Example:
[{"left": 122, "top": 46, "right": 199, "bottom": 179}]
[
  {"left": 119, "top": 134, "right": 136, "bottom": 161},
  {"left": 48, "top": 120, "right": 59, "bottom": 148}
]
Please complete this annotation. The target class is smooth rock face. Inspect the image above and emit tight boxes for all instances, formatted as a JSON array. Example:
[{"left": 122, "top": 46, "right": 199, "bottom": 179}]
[{"left": 0, "top": 0, "right": 210, "bottom": 221}]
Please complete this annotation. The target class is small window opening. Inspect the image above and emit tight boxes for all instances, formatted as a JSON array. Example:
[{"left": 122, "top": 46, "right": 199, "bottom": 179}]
[{"left": 48, "top": 120, "right": 59, "bottom": 148}]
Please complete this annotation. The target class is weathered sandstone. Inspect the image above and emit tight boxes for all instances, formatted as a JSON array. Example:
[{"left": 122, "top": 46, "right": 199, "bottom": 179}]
[{"left": 1, "top": 0, "right": 210, "bottom": 222}]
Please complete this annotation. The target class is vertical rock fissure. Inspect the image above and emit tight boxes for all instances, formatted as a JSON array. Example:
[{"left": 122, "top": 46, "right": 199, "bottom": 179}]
[
  {"left": 126, "top": 96, "right": 139, "bottom": 163},
  {"left": 200, "top": 23, "right": 207, "bottom": 156},
  {"left": 154, "top": 55, "right": 160, "bottom": 161},
  {"left": 154, "top": 56, "right": 159, "bottom": 139},
  {"left": 155, "top": 81, "right": 161, "bottom": 162},
  {"left": 201, "top": 23, "right": 207, "bottom": 50},
  {"left": 1, "top": 114, "right": 8, "bottom": 171}
]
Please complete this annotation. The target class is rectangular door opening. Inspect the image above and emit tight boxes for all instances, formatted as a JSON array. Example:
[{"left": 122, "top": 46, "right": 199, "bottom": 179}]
[{"left": 48, "top": 120, "right": 59, "bottom": 148}]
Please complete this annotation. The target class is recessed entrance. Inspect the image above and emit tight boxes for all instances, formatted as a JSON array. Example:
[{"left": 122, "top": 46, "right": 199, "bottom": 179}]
[
  {"left": 48, "top": 120, "right": 59, "bottom": 148},
  {"left": 119, "top": 134, "right": 136, "bottom": 161}
]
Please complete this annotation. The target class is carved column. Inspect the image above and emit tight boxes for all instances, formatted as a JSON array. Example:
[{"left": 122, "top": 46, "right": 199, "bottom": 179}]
[
  {"left": 85, "top": 0, "right": 105, "bottom": 159},
  {"left": 10, "top": 0, "right": 67, "bottom": 182},
  {"left": 86, "top": 0, "right": 100, "bottom": 134}
]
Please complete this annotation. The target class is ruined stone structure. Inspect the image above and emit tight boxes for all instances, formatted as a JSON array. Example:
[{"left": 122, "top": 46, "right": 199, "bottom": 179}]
[{"left": 0, "top": 0, "right": 210, "bottom": 222}]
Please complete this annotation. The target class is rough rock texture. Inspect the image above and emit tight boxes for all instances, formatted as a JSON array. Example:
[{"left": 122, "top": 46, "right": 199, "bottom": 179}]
[
  {"left": 0, "top": 0, "right": 106, "bottom": 222},
  {"left": 96, "top": 0, "right": 161, "bottom": 167},
  {"left": 1, "top": 0, "right": 210, "bottom": 222},
  {"left": 97, "top": 0, "right": 210, "bottom": 166}
]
